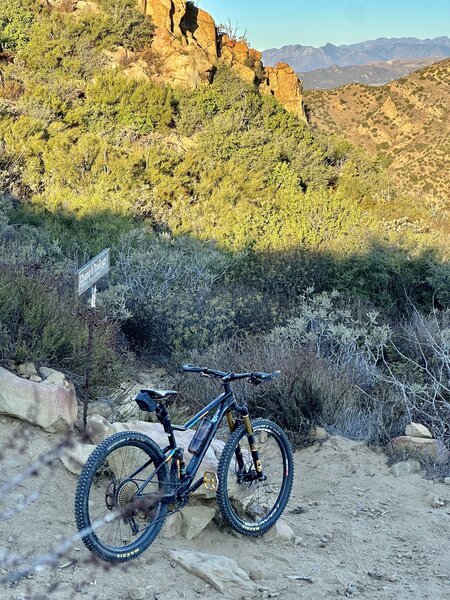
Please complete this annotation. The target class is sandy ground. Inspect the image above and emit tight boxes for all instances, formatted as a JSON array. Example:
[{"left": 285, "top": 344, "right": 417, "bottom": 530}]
[{"left": 0, "top": 415, "right": 449, "bottom": 600}]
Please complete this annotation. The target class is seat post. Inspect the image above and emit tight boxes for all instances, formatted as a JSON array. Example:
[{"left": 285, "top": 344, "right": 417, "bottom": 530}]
[{"left": 156, "top": 403, "right": 177, "bottom": 449}]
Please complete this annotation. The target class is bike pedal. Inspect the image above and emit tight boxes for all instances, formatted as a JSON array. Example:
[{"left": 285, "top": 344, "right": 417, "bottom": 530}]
[{"left": 203, "top": 471, "right": 218, "bottom": 491}]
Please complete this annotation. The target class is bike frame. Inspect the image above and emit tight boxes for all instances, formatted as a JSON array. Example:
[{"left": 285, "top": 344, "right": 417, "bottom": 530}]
[{"left": 134, "top": 380, "right": 258, "bottom": 503}]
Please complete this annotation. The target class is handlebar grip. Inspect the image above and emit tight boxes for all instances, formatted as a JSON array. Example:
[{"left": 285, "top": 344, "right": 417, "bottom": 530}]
[{"left": 182, "top": 364, "right": 204, "bottom": 373}]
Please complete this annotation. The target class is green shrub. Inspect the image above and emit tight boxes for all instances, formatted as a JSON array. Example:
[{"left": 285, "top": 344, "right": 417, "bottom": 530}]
[
  {"left": 18, "top": 0, "right": 153, "bottom": 79},
  {"left": 67, "top": 73, "right": 175, "bottom": 133},
  {"left": 103, "top": 231, "right": 236, "bottom": 356},
  {"left": 0, "top": 0, "right": 36, "bottom": 52},
  {"left": 173, "top": 319, "right": 402, "bottom": 448}
]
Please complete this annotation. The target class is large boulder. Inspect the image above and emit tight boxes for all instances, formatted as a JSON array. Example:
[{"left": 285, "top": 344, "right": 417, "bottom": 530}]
[
  {"left": 147, "top": 28, "right": 215, "bottom": 89},
  {"left": 138, "top": 0, "right": 185, "bottom": 34},
  {"left": 136, "top": 0, "right": 216, "bottom": 89},
  {"left": 386, "top": 435, "right": 449, "bottom": 464},
  {"left": 181, "top": 4, "right": 217, "bottom": 62},
  {"left": 0, "top": 366, "right": 77, "bottom": 433}
]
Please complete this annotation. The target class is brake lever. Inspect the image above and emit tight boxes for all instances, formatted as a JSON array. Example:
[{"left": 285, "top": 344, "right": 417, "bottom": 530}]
[{"left": 248, "top": 375, "right": 261, "bottom": 385}]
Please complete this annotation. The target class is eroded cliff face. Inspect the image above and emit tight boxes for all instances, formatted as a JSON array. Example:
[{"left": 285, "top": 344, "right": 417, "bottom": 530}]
[{"left": 136, "top": 0, "right": 305, "bottom": 119}]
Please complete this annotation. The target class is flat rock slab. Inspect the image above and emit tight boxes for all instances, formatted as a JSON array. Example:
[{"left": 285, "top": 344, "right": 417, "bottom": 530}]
[{"left": 167, "top": 550, "right": 254, "bottom": 597}]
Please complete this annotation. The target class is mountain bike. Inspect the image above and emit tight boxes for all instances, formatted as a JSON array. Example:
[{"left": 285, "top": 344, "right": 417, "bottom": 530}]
[{"left": 74, "top": 365, "right": 294, "bottom": 562}]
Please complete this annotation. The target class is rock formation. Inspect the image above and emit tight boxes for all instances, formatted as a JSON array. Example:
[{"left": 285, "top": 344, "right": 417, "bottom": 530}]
[
  {"left": 137, "top": 0, "right": 216, "bottom": 88},
  {"left": 135, "top": 1, "right": 305, "bottom": 118},
  {"left": 262, "top": 62, "right": 306, "bottom": 118}
]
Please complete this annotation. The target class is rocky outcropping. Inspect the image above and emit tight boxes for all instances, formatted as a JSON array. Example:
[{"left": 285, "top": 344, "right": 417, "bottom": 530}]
[
  {"left": 262, "top": 62, "right": 306, "bottom": 118},
  {"left": 133, "top": 1, "right": 305, "bottom": 117}
]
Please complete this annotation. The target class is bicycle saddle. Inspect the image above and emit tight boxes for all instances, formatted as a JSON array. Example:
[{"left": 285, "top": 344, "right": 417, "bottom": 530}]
[{"left": 145, "top": 389, "right": 178, "bottom": 400}]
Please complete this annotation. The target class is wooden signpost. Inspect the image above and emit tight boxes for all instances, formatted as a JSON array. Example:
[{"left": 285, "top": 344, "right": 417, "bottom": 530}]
[{"left": 77, "top": 249, "right": 110, "bottom": 428}]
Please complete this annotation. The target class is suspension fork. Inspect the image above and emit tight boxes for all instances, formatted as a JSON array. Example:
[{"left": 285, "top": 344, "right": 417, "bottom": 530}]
[
  {"left": 227, "top": 408, "right": 265, "bottom": 481},
  {"left": 226, "top": 410, "right": 245, "bottom": 472}
]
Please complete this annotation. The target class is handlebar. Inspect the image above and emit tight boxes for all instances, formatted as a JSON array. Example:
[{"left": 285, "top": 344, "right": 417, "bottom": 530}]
[{"left": 182, "top": 364, "right": 281, "bottom": 384}]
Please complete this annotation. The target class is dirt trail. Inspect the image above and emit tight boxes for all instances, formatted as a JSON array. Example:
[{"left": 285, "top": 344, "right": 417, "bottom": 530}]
[{"left": 0, "top": 416, "right": 449, "bottom": 600}]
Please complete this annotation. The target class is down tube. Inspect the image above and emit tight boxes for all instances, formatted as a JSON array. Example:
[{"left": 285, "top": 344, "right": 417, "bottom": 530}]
[{"left": 184, "top": 395, "right": 234, "bottom": 484}]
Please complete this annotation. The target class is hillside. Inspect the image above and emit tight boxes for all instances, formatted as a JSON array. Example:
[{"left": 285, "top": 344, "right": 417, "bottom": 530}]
[
  {"left": 263, "top": 36, "right": 450, "bottom": 72},
  {"left": 300, "top": 58, "right": 438, "bottom": 89},
  {"left": 305, "top": 59, "right": 450, "bottom": 205},
  {"left": 0, "top": 0, "right": 449, "bottom": 472}
]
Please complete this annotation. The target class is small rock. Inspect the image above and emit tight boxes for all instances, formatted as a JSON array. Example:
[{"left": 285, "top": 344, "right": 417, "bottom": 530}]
[
  {"left": 59, "top": 441, "right": 96, "bottom": 475},
  {"left": 249, "top": 568, "right": 264, "bottom": 581},
  {"left": 181, "top": 506, "right": 216, "bottom": 540},
  {"left": 29, "top": 375, "right": 43, "bottom": 383},
  {"left": 310, "top": 426, "right": 328, "bottom": 441},
  {"left": 41, "top": 370, "right": 66, "bottom": 387},
  {"left": 389, "top": 460, "right": 421, "bottom": 477},
  {"left": 161, "top": 512, "right": 183, "bottom": 539},
  {"left": 345, "top": 582, "right": 360, "bottom": 596},
  {"left": 89, "top": 401, "right": 113, "bottom": 420},
  {"left": 263, "top": 519, "right": 295, "bottom": 543},
  {"left": 128, "top": 588, "right": 145, "bottom": 600},
  {"left": 405, "top": 422, "right": 432, "bottom": 438},
  {"left": 431, "top": 498, "right": 445, "bottom": 508},
  {"left": 86, "top": 414, "right": 111, "bottom": 445},
  {"left": 17, "top": 362, "right": 38, "bottom": 379},
  {"left": 444, "top": 477, "right": 450, "bottom": 485}
]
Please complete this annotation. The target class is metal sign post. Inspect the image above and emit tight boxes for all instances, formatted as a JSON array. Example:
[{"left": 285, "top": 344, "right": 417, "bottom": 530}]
[{"left": 77, "top": 249, "right": 110, "bottom": 429}]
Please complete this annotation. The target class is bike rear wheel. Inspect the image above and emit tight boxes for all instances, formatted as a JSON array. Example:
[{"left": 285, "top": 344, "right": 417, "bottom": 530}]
[
  {"left": 217, "top": 418, "right": 294, "bottom": 536},
  {"left": 74, "top": 431, "right": 169, "bottom": 562}
]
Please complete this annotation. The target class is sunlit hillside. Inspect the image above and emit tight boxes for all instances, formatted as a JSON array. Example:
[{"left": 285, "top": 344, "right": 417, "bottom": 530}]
[{"left": 305, "top": 59, "right": 450, "bottom": 216}]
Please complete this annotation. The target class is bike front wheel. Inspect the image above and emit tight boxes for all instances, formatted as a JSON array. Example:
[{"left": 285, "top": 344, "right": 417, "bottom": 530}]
[
  {"left": 74, "top": 431, "right": 169, "bottom": 562},
  {"left": 216, "top": 418, "right": 294, "bottom": 536}
]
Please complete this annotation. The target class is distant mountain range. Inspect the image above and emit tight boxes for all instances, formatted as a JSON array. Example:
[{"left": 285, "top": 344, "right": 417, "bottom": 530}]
[
  {"left": 300, "top": 58, "right": 439, "bottom": 89},
  {"left": 263, "top": 37, "right": 450, "bottom": 72}
]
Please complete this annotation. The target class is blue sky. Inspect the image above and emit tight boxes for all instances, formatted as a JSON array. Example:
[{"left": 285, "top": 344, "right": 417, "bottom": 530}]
[{"left": 199, "top": 0, "right": 450, "bottom": 50}]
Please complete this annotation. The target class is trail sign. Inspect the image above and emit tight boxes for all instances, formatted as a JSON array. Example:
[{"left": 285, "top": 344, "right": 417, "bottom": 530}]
[
  {"left": 77, "top": 248, "right": 110, "bottom": 296},
  {"left": 77, "top": 248, "right": 111, "bottom": 428}
]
